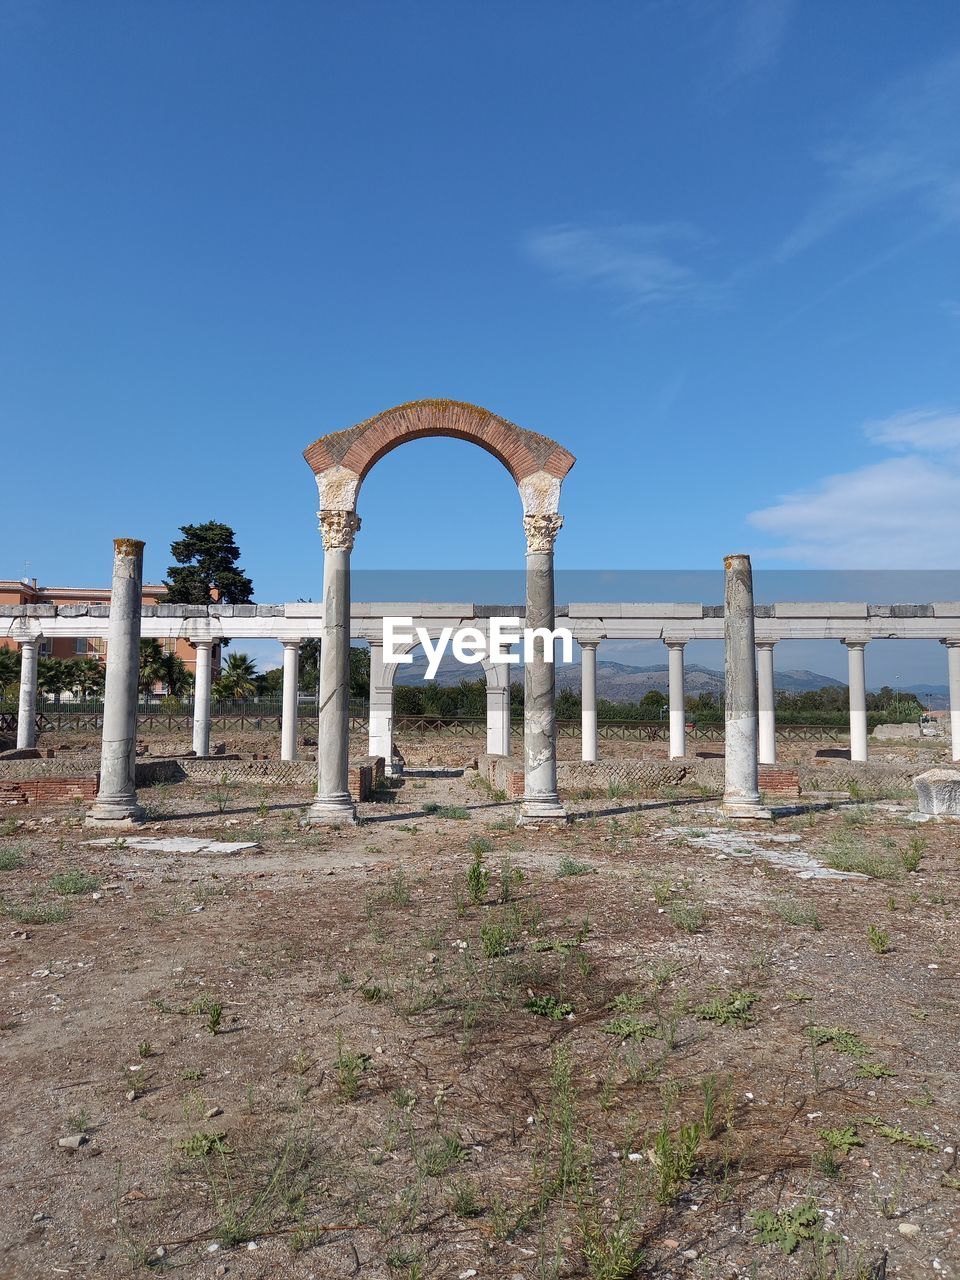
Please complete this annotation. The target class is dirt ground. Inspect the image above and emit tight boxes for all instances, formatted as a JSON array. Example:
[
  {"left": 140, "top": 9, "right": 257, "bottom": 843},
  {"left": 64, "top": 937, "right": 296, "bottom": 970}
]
[{"left": 0, "top": 761, "right": 957, "bottom": 1280}]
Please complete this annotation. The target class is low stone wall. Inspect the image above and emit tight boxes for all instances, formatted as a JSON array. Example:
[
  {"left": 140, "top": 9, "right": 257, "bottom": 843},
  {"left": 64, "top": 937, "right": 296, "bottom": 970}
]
[
  {"left": 758, "top": 765, "right": 800, "bottom": 801},
  {"left": 177, "top": 758, "right": 315, "bottom": 787},
  {"left": 0, "top": 776, "right": 99, "bottom": 806}
]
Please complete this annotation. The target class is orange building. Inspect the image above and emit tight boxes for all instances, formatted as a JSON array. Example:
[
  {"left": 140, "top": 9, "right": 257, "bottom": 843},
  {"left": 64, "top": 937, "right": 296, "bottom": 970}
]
[{"left": 0, "top": 578, "right": 211, "bottom": 677}]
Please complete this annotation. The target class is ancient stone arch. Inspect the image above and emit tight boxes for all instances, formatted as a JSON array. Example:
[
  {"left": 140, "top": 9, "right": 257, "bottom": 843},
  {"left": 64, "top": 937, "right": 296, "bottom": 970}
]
[
  {"left": 302, "top": 400, "right": 575, "bottom": 826},
  {"left": 303, "top": 399, "right": 575, "bottom": 517}
]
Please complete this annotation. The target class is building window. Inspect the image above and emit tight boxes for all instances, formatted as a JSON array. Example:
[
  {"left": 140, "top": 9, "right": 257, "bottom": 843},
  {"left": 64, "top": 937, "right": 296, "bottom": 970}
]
[{"left": 76, "top": 638, "right": 88, "bottom": 655}]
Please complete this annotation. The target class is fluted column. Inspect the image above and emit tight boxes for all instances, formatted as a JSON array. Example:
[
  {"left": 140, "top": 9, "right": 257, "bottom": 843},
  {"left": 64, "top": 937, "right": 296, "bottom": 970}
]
[
  {"left": 722, "top": 553, "right": 767, "bottom": 817},
  {"left": 86, "top": 538, "right": 146, "bottom": 827},
  {"left": 519, "top": 513, "right": 567, "bottom": 825},
  {"left": 580, "top": 641, "right": 599, "bottom": 763},
  {"left": 192, "top": 640, "right": 213, "bottom": 757},
  {"left": 281, "top": 639, "right": 300, "bottom": 762},
  {"left": 305, "top": 510, "right": 360, "bottom": 824},
  {"left": 756, "top": 641, "right": 777, "bottom": 765},
  {"left": 665, "top": 639, "right": 686, "bottom": 759},
  {"left": 845, "top": 639, "right": 868, "bottom": 763},
  {"left": 944, "top": 640, "right": 960, "bottom": 763},
  {"left": 16, "top": 638, "right": 39, "bottom": 750}
]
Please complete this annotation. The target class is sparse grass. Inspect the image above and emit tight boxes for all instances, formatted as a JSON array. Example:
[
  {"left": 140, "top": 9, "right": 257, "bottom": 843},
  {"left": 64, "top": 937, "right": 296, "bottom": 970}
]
[
  {"left": 667, "top": 899, "right": 705, "bottom": 933},
  {"left": 2, "top": 896, "right": 71, "bottom": 925},
  {"left": 901, "top": 834, "right": 926, "bottom": 872},
  {"left": 50, "top": 868, "right": 101, "bottom": 896},
  {"left": 525, "top": 994, "right": 574, "bottom": 1020},
  {"left": 696, "top": 989, "right": 757, "bottom": 1028},
  {"left": 417, "top": 1134, "right": 465, "bottom": 1177},
  {"left": 650, "top": 1118, "right": 701, "bottom": 1204},
  {"left": 821, "top": 833, "right": 900, "bottom": 880},
  {"left": 0, "top": 847, "right": 24, "bottom": 871},
  {"left": 557, "top": 855, "right": 594, "bottom": 878},
  {"left": 775, "top": 897, "right": 823, "bottom": 929},
  {"left": 863, "top": 1117, "right": 938, "bottom": 1152},
  {"left": 334, "top": 1031, "right": 371, "bottom": 1101},
  {"left": 423, "top": 803, "right": 469, "bottom": 820},
  {"left": 466, "top": 848, "right": 491, "bottom": 905},
  {"left": 866, "top": 923, "right": 891, "bottom": 954}
]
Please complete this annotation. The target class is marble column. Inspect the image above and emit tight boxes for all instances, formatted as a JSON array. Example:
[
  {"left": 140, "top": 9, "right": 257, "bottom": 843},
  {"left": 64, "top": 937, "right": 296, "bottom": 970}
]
[
  {"left": 305, "top": 510, "right": 360, "bottom": 824},
  {"left": 580, "top": 640, "right": 599, "bottom": 763},
  {"left": 845, "top": 639, "right": 868, "bottom": 763},
  {"left": 281, "top": 639, "right": 300, "bottom": 762},
  {"left": 16, "top": 637, "right": 39, "bottom": 750},
  {"left": 756, "top": 641, "right": 777, "bottom": 765},
  {"left": 486, "top": 683, "right": 511, "bottom": 756},
  {"left": 192, "top": 640, "right": 213, "bottom": 757},
  {"left": 518, "top": 513, "right": 567, "bottom": 825},
  {"left": 944, "top": 640, "right": 960, "bottom": 763},
  {"left": 86, "top": 538, "right": 146, "bottom": 827},
  {"left": 722, "top": 554, "right": 768, "bottom": 818},
  {"left": 665, "top": 639, "right": 686, "bottom": 760},
  {"left": 367, "top": 639, "right": 395, "bottom": 770}
]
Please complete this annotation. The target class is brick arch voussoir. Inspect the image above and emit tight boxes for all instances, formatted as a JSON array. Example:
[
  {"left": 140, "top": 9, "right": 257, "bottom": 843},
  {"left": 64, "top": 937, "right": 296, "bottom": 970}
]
[{"left": 303, "top": 399, "right": 575, "bottom": 492}]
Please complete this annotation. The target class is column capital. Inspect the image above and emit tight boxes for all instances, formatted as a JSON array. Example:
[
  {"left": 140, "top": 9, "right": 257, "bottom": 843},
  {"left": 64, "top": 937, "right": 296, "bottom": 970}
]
[
  {"left": 663, "top": 636, "right": 690, "bottom": 649},
  {"left": 191, "top": 638, "right": 215, "bottom": 651},
  {"left": 941, "top": 638, "right": 960, "bottom": 648},
  {"left": 579, "top": 639, "right": 600, "bottom": 652},
  {"left": 281, "top": 637, "right": 302, "bottom": 649},
  {"left": 523, "top": 512, "right": 563, "bottom": 553},
  {"left": 318, "top": 509, "right": 361, "bottom": 551},
  {"left": 755, "top": 639, "right": 777, "bottom": 651},
  {"left": 842, "top": 637, "right": 869, "bottom": 649}
]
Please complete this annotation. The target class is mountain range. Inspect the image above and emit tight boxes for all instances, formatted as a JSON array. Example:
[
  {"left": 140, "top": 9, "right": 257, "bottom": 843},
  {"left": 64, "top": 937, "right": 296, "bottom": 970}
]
[{"left": 395, "top": 656, "right": 948, "bottom": 700}]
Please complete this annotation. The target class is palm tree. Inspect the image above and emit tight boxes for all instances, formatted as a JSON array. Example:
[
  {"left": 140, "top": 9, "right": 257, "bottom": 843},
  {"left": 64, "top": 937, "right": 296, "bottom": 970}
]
[
  {"left": 0, "top": 647, "right": 19, "bottom": 702},
  {"left": 71, "top": 657, "right": 105, "bottom": 700},
  {"left": 159, "top": 651, "right": 192, "bottom": 699},
  {"left": 37, "top": 657, "right": 73, "bottom": 709},
  {"left": 213, "top": 652, "right": 258, "bottom": 700},
  {"left": 139, "top": 639, "right": 166, "bottom": 696}
]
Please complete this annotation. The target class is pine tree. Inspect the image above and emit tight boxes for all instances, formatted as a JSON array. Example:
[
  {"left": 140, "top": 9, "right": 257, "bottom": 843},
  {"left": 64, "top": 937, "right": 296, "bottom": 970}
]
[{"left": 164, "top": 522, "right": 253, "bottom": 604}]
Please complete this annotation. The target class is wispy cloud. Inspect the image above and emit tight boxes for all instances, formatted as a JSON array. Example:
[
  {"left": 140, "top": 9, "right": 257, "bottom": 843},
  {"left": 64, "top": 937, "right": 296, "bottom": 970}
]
[
  {"left": 748, "top": 409, "right": 960, "bottom": 567},
  {"left": 726, "top": 0, "right": 794, "bottom": 81},
  {"left": 524, "top": 222, "right": 713, "bottom": 309},
  {"left": 778, "top": 52, "right": 960, "bottom": 260}
]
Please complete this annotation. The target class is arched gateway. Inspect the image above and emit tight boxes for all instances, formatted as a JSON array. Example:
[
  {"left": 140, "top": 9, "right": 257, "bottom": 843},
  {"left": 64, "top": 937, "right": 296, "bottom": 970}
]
[{"left": 301, "top": 399, "right": 576, "bottom": 825}]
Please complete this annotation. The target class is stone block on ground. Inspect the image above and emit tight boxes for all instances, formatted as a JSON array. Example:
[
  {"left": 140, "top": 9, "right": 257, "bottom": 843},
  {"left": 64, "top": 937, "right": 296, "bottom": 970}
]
[{"left": 914, "top": 768, "right": 960, "bottom": 816}]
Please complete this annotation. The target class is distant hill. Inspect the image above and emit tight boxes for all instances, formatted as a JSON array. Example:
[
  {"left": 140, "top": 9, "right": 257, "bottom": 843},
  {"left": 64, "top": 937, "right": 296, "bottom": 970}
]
[{"left": 396, "top": 656, "right": 850, "bottom": 701}]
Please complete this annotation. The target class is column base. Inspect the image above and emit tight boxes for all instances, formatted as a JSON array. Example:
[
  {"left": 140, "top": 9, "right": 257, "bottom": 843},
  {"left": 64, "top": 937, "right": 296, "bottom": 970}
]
[
  {"left": 303, "top": 796, "right": 358, "bottom": 826},
  {"left": 720, "top": 800, "right": 773, "bottom": 822},
  {"left": 517, "top": 798, "right": 569, "bottom": 827},
  {"left": 85, "top": 799, "right": 146, "bottom": 828}
]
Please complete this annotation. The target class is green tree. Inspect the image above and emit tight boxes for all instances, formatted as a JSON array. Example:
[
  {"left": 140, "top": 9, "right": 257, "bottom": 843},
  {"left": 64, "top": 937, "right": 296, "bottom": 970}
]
[
  {"left": 214, "top": 652, "right": 258, "bottom": 700},
  {"left": 163, "top": 522, "right": 253, "bottom": 605},
  {"left": 70, "top": 657, "right": 105, "bottom": 700},
  {"left": 159, "top": 651, "right": 192, "bottom": 699},
  {"left": 37, "top": 658, "right": 72, "bottom": 709},
  {"left": 139, "top": 639, "right": 166, "bottom": 694},
  {"left": 0, "top": 647, "right": 19, "bottom": 700}
]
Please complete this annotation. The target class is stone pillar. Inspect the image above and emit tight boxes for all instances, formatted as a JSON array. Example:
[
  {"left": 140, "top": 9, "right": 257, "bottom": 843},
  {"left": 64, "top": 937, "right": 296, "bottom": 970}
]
[
  {"left": 191, "top": 640, "right": 214, "bottom": 758},
  {"left": 756, "top": 641, "right": 777, "bottom": 765},
  {"left": 367, "top": 639, "right": 395, "bottom": 769},
  {"left": 845, "top": 639, "right": 868, "bottom": 763},
  {"left": 86, "top": 538, "right": 146, "bottom": 827},
  {"left": 722, "top": 554, "right": 768, "bottom": 818},
  {"left": 16, "top": 637, "right": 39, "bottom": 750},
  {"left": 519, "top": 513, "right": 567, "bottom": 825},
  {"left": 486, "top": 684, "right": 511, "bottom": 756},
  {"left": 305, "top": 510, "right": 360, "bottom": 823},
  {"left": 944, "top": 640, "right": 960, "bottom": 763},
  {"left": 665, "top": 639, "right": 686, "bottom": 760},
  {"left": 580, "top": 641, "right": 599, "bottom": 763},
  {"left": 281, "top": 639, "right": 300, "bottom": 762}
]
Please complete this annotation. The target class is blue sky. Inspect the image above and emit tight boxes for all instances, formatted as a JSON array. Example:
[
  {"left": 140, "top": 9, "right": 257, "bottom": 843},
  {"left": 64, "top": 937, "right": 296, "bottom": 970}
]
[{"left": 2, "top": 2, "right": 958, "bottom": 681}]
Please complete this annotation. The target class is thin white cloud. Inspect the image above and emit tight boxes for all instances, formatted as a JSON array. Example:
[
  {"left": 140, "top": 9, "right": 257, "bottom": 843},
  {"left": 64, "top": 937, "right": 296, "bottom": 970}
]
[
  {"left": 748, "top": 409, "right": 960, "bottom": 567},
  {"left": 726, "top": 0, "right": 794, "bottom": 80},
  {"left": 778, "top": 52, "right": 960, "bottom": 260},
  {"left": 524, "top": 222, "right": 712, "bottom": 309}
]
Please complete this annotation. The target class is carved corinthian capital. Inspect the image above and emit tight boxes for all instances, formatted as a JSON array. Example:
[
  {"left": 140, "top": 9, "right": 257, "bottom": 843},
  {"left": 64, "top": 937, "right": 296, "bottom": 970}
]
[
  {"left": 523, "top": 513, "right": 563, "bottom": 554},
  {"left": 318, "top": 509, "right": 362, "bottom": 551}
]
